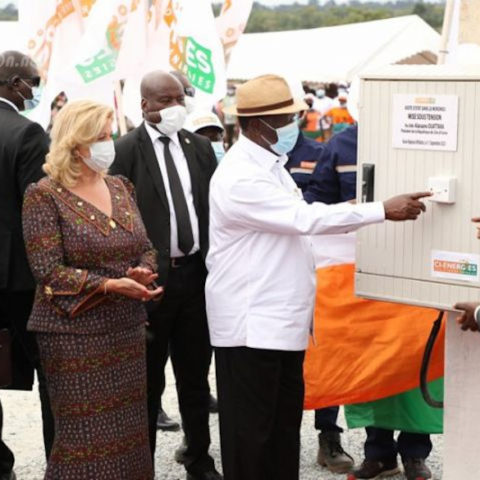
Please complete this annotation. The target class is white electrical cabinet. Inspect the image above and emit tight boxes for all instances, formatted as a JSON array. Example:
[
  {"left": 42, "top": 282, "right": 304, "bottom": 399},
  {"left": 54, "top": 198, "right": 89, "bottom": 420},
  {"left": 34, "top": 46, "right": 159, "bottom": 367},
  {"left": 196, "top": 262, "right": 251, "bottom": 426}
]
[{"left": 355, "top": 65, "right": 480, "bottom": 311}]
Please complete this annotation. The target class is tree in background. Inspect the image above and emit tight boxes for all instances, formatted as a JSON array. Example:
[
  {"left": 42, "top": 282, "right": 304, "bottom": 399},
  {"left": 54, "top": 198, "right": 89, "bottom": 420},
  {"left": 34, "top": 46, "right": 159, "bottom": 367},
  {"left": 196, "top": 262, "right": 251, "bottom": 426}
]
[
  {"left": 413, "top": 1, "right": 444, "bottom": 29},
  {"left": 236, "top": 1, "right": 444, "bottom": 33},
  {"left": 0, "top": 2, "right": 18, "bottom": 21},
  {"left": 2, "top": 1, "right": 444, "bottom": 31}
]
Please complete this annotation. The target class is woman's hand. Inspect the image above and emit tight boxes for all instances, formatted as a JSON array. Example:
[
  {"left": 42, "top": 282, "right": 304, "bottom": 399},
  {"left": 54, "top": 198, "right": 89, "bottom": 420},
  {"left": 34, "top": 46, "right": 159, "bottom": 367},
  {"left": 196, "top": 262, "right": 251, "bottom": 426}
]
[
  {"left": 105, "top": 278, "right": 163, "bottom": 302},
  {"left": 126, "top": 266, "right": 158, "bottom": 287}
]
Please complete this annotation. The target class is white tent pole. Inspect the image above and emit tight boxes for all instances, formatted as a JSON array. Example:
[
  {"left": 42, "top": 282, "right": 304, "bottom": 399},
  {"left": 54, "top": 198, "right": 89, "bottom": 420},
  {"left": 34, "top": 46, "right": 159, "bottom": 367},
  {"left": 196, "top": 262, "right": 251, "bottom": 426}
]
[
  {"left": 114, "top": 81, "right": 128, "bottom": 137},
  {"left": 438, "top": 0, "right": 456, "bottom": 64}
]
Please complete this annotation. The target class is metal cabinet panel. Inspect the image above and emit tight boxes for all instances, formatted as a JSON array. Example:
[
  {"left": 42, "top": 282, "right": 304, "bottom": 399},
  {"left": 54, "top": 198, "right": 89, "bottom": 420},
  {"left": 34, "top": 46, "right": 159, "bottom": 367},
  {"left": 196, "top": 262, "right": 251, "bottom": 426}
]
[{"left": 356, "top": 66, "right": 480, "bottom": 310}]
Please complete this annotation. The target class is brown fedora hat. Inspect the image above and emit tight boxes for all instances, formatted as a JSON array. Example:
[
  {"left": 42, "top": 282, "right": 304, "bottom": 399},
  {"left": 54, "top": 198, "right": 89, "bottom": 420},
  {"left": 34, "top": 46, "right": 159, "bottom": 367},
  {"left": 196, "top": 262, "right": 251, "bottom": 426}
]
[{"left": 224, "top": 74, "right": 308, "bottom": 117}]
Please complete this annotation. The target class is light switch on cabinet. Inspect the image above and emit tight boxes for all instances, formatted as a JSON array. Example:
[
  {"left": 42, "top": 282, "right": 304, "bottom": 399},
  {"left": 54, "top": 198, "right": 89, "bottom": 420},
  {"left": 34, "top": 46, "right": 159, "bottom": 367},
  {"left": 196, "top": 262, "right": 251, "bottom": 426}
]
[{"left": 427, "top": 177, "right": 456, "bottom": 204}]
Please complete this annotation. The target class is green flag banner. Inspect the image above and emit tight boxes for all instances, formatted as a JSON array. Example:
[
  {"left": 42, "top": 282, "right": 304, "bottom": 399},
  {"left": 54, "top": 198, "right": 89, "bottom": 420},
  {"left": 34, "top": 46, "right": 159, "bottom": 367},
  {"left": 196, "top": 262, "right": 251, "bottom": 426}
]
[{"left": 345, "top": 378, "right": 444, "bottom": 434}]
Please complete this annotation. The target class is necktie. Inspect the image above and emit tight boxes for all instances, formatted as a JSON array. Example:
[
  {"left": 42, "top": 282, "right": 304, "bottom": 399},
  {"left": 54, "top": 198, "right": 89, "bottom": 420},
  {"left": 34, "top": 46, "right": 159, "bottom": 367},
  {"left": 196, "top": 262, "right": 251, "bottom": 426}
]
[{"left": 158, "top": 137, "right": 194, "bottom": 255}]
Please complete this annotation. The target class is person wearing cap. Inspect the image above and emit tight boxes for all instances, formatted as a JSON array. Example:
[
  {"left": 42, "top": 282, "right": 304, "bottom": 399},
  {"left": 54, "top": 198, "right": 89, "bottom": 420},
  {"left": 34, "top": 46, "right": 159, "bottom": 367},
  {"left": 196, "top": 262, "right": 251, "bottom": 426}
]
[
  {"left": 185, "top": 110, "right": 226, "bottom": 163},
  {"left": 325, "top": 91, "right": 355, "bottom": 137},
  {"left": 299, "top": 94, "right": 323, "bottom": 142},
  {"left": 315, "top": 87, "right": 334, "bottom": 142},
  {"left": 205, "top": 73, "right": 431, "bottom": 480}
]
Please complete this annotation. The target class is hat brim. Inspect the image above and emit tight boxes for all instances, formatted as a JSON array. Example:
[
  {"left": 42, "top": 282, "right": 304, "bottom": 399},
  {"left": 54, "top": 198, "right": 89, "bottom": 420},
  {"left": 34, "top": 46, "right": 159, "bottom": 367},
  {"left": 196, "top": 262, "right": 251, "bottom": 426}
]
[
  {"left": 191, "top": 121, "right": 225, "bottom": 133},
  {"left": 224, "top": 98, "right": 309, "bottom": 117}
]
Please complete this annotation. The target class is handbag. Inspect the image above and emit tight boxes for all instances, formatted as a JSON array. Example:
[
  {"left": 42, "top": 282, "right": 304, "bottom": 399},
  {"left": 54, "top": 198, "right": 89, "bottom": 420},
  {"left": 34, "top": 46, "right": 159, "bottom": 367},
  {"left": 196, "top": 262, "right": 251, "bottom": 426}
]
[{"left": 0, "top": 328, "right": 12, "bottom": 387}]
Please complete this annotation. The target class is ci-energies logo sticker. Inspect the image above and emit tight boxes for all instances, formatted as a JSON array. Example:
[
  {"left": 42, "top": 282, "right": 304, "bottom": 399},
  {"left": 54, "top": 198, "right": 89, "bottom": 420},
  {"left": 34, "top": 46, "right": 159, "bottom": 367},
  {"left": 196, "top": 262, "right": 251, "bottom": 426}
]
[{"left": 431, "top": 250, "right": 480, "bottom": 283}]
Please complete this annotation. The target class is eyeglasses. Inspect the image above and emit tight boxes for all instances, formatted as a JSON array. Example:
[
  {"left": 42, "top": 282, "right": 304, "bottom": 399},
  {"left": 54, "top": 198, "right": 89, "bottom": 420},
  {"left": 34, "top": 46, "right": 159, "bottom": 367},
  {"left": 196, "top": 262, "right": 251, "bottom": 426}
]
[
  {"left": 21, "top": 76, "right": 41, "bottom": 87},
  {"left": 0, "top": 76, "right": 41, "bottom": 87}
]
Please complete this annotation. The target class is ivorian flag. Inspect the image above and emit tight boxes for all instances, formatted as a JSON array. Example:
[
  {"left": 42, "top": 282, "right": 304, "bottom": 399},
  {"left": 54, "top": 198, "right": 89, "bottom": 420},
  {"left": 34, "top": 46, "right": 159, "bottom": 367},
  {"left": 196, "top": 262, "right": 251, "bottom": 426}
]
[
  {"left": 345, "top": 378, "right": 443, "bottom": 434},
  {"left": 304, "top": 234, "right": 444, "bottom": 433}
]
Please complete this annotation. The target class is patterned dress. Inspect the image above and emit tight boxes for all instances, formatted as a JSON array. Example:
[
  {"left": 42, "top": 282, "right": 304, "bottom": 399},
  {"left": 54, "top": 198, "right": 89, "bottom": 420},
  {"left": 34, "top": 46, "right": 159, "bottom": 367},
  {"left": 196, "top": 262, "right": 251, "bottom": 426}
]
[{"left": 22, "top": 175, "right": 156, "bottom": 480}]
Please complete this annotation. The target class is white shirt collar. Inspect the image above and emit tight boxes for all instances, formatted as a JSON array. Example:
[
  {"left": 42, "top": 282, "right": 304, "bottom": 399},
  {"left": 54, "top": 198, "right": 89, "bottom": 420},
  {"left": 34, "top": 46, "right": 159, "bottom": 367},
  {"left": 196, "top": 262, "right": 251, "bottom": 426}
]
[
  {"left": 144, "top": 121, "right": 180, "bottom": 148},
  {"left": 237, "top": 134, "right": 288, "bottom": 171},
  {"left": 0, "top": 97, "right": 19, "bottom": 113}
]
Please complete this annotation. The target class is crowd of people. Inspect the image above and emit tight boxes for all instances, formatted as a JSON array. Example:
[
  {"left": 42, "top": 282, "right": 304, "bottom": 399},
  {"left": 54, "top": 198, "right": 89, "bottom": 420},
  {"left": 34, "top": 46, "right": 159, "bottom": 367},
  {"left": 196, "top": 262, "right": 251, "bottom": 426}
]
[{"left": 0, "top": 49, "right": 479, "bottom": 480}]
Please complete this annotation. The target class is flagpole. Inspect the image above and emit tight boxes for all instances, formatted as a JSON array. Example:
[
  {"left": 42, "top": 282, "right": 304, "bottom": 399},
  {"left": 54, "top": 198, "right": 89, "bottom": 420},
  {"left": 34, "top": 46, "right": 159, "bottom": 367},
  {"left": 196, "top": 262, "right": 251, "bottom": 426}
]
[
  {"left": 71, "top": 0, "right": 86, "bottom": 32},
  {"left": 438, "top": 0, "right": 456, "bottom": 64},
  {"left": 114, "top": 80, "right": 128, "bottom": 137}
]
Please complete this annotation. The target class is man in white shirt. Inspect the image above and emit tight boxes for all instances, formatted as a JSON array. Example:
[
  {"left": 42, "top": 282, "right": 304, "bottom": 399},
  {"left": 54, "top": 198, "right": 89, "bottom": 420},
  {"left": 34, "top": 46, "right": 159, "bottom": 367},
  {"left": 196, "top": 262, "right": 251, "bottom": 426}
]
[{"left": 205, "top": 74, "right": 431, "bottom": 480}]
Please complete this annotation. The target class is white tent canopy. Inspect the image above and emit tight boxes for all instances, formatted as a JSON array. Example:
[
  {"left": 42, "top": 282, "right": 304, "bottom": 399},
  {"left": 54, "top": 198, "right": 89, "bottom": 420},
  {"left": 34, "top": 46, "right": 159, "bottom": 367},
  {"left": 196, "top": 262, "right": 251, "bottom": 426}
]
[{"left": 227, "top": 15, "right": 441, "bottom": 82}]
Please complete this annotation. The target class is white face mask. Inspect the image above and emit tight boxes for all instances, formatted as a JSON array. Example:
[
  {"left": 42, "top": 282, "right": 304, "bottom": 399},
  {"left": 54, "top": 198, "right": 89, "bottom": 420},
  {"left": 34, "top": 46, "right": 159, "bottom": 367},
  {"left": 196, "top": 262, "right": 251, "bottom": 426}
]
[
  {"left": 184, "top": 95, "right": 196, "bottom": 115},
  {"left": 156, "top": 105, "right": 187, "bottom": 135},
  {"left": 81, "top": 140, "right": 115, "bottom": 173}
]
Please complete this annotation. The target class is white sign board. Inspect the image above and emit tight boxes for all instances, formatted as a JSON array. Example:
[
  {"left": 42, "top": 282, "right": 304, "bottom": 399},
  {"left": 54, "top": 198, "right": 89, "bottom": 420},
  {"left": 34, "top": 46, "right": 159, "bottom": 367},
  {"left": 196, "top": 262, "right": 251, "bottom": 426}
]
[
  {"left": 431, "top": 249, "right": 480, "bottom": 283},
  {"left": 392, "top": 94, "right": 459, "bottom": 151}
]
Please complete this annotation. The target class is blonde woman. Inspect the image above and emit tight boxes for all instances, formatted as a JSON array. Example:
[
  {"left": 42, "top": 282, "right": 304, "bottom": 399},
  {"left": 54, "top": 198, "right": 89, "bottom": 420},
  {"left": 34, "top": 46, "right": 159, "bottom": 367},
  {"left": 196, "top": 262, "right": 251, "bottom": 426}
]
[{"left": 22, "top": 100, "right": 161, "bottom": 479}]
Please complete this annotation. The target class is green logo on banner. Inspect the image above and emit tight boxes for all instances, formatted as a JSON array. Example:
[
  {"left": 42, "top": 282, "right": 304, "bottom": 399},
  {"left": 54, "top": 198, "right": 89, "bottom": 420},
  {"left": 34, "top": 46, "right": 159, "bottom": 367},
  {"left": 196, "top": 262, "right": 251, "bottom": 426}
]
[
  {"left": 75, "top": 48, "right": 118, "bottom": 84},
  {"left": 75, "top": 18, "right": 125, "bottom": 84},
  {"left": 183, "top": 37, "right": 215, "bottom": 94}
]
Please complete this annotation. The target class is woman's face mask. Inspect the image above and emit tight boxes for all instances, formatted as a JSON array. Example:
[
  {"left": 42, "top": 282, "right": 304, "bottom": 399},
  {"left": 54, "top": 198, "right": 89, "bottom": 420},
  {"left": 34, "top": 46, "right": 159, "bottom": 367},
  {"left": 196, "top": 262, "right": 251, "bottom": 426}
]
[{"left": 81, "top": 140, "right": 116, "bottom": 173}]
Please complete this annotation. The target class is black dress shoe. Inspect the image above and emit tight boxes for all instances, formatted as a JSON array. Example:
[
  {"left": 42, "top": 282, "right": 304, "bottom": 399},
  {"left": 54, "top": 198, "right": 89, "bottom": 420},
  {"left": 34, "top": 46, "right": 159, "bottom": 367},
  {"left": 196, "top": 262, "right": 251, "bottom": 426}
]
[
  {"left": 208, "top": 394, "right": 218, "bottom": 414},
  {"left": 156, "top": 408, "right": 181, "bottom": 432},
  {"left": 174, "top": 436, "right": 188, "bottom": 464},
  {"left": 186, "top": 470, "right": 223, "bottom": 480},
  {"left": 402, "top": 458, "right": 432, "bottom": 480}
]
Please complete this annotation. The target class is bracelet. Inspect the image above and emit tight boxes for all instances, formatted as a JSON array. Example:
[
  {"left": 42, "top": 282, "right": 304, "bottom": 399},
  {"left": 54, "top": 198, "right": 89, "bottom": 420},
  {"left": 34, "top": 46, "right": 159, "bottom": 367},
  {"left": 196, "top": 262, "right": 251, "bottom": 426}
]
[{"left": 103, "top": 281, "right": 109, "bottom": 295}]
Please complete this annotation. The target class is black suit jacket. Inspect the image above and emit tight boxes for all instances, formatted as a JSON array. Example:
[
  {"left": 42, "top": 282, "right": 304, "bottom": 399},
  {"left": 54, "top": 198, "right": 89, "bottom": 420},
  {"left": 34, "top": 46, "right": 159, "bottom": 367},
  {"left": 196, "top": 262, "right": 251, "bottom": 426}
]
[
  {"left": 0, "top": 101, "right": 48, "bottom": 292},
  {"left": 111, "top": 124, "right": 217, "bottom": 285},
  {"left": 0, "top": 100, "right": 48, "bottom": 390}
]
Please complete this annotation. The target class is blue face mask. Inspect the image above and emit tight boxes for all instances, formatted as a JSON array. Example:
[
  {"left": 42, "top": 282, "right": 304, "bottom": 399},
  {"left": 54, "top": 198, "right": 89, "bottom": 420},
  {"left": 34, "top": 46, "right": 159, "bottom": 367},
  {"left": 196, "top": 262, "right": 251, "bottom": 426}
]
[
  {"left": 19, "top": 80, "right": 42, "bottom": 110},
  {"left": 260, "top": 118, "right": 299, "bottom": 155},
  {"left": 212, "top": 141, "right": 225, "bottom": 163}
]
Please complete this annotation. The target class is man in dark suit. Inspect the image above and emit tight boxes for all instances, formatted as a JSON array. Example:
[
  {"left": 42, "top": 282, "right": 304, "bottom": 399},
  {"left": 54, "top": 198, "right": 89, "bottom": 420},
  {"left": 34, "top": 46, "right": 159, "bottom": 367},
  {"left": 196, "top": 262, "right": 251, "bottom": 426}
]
[
  {"left": 111, "top": 71, "right": 221, "bottom": 480},
  {"left": 0, "top": 50, "right": 54, "bottom": 480}
]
